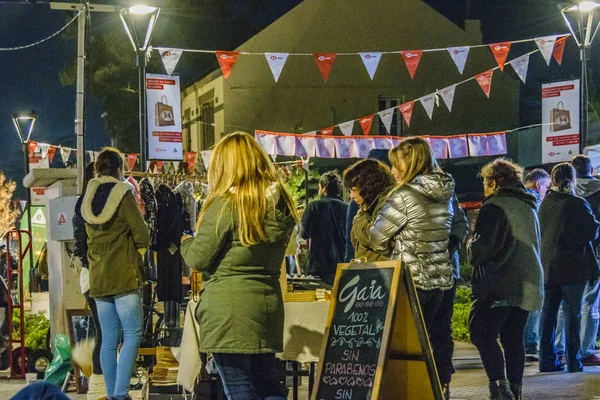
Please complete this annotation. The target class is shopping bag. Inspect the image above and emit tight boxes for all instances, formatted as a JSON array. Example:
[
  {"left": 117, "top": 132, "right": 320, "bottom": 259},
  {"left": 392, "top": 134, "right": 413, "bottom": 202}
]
[
  {"left": 549, "top": 101, "right": 571, "bottom": 132},
  {"left": 155, "top": 95, "right": 175, "bottom": 127}
]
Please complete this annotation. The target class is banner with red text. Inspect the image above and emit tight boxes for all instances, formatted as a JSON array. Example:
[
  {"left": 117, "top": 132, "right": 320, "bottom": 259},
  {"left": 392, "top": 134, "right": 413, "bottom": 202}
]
[
  {"left": 542, "top": 80, "right": 580, "bottom": 164},
  {"left": 146, "top": 73, "right": 182, "bottom": 160}
]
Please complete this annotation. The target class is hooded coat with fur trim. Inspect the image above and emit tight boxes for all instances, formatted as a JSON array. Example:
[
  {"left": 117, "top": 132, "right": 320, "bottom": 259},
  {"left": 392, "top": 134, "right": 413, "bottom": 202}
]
[{"left": 81, "top": 176, "right": 150, "bottom": 298}]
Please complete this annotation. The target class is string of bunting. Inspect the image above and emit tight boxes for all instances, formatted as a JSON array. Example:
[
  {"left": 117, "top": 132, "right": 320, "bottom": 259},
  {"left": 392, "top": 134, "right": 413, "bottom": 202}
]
[{"left": 155, "top": 34, "right": 568, "bottom": 81}]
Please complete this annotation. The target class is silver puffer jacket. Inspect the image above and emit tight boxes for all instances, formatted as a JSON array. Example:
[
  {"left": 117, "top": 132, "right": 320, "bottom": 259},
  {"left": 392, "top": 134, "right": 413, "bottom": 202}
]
[{"left": 369, "top": 172, "right": 455, "bottom": 290}]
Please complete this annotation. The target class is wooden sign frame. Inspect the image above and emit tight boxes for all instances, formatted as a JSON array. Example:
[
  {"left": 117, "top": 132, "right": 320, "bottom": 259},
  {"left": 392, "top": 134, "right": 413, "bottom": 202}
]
[{"left": 311, "top": 261, "right": 443, "bottom": 400}]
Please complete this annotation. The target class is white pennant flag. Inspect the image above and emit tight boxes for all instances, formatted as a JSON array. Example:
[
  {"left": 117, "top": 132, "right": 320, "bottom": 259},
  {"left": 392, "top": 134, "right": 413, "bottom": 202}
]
[
  {"left": 535, "top": 36, "right": 557, "bottom": 65},
  {"left": 264, "top": 53, "right": 289, "bottom": 82},
  {"left": 447, "top": 46, "right": 470, "bottom": 74},
  {"left": 510, "top": 54, "right": 530, "bottom": 83},
  {"left": 338, "top": 120, "right": 355, "bottom": 137},
  {"left": 173, "top": 161, "right": 181, "bottom": 173},
  {"left": 20, "top": 200, "right": 27, "bottom": 211},
  {"left": 378, "top": 108, "right": 395, "bottom": 134},
  {"left": 86, "top": 150, "right": 94, "bottom": 161},
  {"left": 439, "top": 85, "right": 457, "bottom": 112},
  {"left": 359, "top": 52, "right": 383, "bottom": 80},
  {"left": 419, "top": 93, "right": 436, "bottom": 120},
  {"left": 157, "top": 48, "right": 183, "bottom": 76},
  {"left": 200, "top": 150, "right": 212, "bottom": 169},
  {"left": 305, "top": 131, "right": 317, "bottom": 135},
  {"left": 146, "top": 161, "right": 151, "bottom": 172},
  {"left": 39, "top": 143, "right": 50, "bottom": 159},
  {"left": 61, "top": 147, "right": 72, "bottom": 162}
]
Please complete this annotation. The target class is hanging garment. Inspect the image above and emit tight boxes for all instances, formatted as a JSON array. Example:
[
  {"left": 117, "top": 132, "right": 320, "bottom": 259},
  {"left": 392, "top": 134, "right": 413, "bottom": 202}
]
[
  {"left": 140, "top": 178, "right": 158, "bottom": 248},
  {"left": 174, "top": 181, "right": 196, "bottom": 231},
  {"left": 126, "top": 176, "right": 145, "bottom": 216}
]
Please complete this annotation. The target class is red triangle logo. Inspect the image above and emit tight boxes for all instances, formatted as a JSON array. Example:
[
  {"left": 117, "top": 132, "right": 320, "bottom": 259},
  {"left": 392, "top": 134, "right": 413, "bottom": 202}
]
[
  {"left": 313, "top": 53, "right": 337, "bottom": 82},
  {"left": 215, "top": 51, "right": 239, "bottom": 80},
  {"left": 489, "top": 42, "right": 511, "bottom": 71},
  {"left": 401, "top": 50, "right": 423, "bottom": 79}
]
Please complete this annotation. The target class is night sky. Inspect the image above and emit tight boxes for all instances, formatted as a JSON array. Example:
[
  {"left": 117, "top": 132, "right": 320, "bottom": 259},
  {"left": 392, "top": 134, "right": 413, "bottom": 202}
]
[{"left": 0, "top": 0, "right": 587, "bottom": 198}]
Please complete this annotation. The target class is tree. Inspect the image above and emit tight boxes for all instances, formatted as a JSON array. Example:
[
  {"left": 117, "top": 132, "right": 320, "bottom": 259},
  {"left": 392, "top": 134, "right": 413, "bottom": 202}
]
[{"left": 0, "top": 171, "right": 20, "bottom": 241}]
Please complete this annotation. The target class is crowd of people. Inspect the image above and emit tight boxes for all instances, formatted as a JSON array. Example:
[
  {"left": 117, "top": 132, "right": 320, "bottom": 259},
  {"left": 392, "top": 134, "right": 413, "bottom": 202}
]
[{"left": 13, "top": 131, "right": 599, "bottom": 400}]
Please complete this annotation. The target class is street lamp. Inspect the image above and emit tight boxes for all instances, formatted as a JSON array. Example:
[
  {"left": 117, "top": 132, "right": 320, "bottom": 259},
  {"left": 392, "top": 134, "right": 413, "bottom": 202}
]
[
  {"left": 11, "top": 111, "right": 36, "bottom": 293},
  {"left": 559, "top": 1, "right": 600, "bottom": 151},
  {"left": 120, "top": 4, "right": 160, "bottom": 168}
]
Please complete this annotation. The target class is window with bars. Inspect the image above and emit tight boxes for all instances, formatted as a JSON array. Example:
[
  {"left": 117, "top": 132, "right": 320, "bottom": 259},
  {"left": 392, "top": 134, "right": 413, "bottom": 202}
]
[
  {"left": 201, "top": 102, "right": 215, "bottom": 150},
  {"left": 378, "top": 95, "right": 404, "bottom": 136}
]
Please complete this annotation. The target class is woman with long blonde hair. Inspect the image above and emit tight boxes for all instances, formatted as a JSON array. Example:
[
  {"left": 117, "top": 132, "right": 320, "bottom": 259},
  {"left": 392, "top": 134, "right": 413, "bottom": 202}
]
[
  {"left": 180, "top": 132, "right": 297, "bottom": 399},
  {"left": 369, "top": 137, "right": 457, "bottom": 399}
]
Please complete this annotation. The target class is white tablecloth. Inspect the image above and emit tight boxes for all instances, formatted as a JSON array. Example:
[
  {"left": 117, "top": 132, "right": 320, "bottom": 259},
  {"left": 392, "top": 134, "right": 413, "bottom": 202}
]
[{"left": 176, "top": 299, "right": 330, "bottom": 392}]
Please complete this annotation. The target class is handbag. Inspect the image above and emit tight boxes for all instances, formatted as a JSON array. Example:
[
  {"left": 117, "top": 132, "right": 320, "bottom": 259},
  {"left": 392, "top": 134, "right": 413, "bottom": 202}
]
[
  {"left": 549, "top": 101, "right": 571, "bottom": 132},
  {"left": 155, "top": 95, "right": 175, "bottom": 127}
]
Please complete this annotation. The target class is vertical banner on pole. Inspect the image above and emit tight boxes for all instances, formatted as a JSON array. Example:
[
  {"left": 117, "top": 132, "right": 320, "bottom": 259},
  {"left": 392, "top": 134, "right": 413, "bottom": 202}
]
[
  {"left": 146, "top": 73, "right": 182, "bottom": 160},
  {"left": 541, "top": 80, "right": 580, "bottom": 164}
]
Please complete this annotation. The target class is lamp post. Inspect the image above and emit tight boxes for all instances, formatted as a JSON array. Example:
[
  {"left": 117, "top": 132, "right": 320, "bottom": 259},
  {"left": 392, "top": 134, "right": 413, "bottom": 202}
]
[
  {"left": 12, "top": 111, "right": 36, "bottom": 293},
  {"left": 559, "top": 1, "right": 600, "bottom": 152},
  {"left": 120, "top": 5, "right": 160, "bottom": 168}
]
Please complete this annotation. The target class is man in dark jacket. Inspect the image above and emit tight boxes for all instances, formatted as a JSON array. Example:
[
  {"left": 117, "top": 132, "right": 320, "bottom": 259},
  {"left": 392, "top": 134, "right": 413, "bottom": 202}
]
[
  {"left": 566, "top": 155, "right": 600, "bottom": 366},
  {"left": 301, "top": 171, "right": 347, "bottom": 284}
]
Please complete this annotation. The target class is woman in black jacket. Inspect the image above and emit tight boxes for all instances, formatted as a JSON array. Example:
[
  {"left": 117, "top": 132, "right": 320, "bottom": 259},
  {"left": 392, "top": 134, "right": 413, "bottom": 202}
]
[
  {"left": 72, "top": 162, "right": 106, "bottom": 398},
  {"left": 538, "top": 163, "right": 600, "bottom": 373}
]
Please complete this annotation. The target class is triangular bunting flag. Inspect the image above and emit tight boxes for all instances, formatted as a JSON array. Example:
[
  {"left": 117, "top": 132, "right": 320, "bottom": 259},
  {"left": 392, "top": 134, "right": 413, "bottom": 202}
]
[
  {"left": 535, "top": 36, "right": 558, "bottom": 65},
  {"left": 419, "top": 94, "right": 436, "bottom": 120},
  {"left": 313, "top": 53, "right": 336, "bottom": 82},
  {"left": 186, "top": 152, "right": 197, "bottom": 172},
  {"left": 510, "top": 54, "right": 530, "bottom": 84},
  {"left": 440, "top": 85, "right": 457, "bottom": 112},
  {"left": 215, "top": 51, "right": 239, "bottom": 80},
  {"left": 28, "top": 141, "right": 38, "bottom": 157},
  {"left": 173, "top": 161, "right": 181, "bottom": 173},
  {"left": 264, "top": 53, "right": 289, "bottom": 82},
  {"left": 20, "top": 200, "right": 27, "bottom": 211},
  {"left": 358, "top": 115, "right": 374, "bottom": 135},
  {"left": 47, "top": 146, "right": 57, "bottom": 163},
  {"left": 146, "top": 161, "right": 152, "bottom": 173},
  {"left": 475, "top": 69, "right": 494, "bottom": 98},
  {"left": 60, "top": 147, "right": 71, "bottom": 163},
  {"left": 304, "top": 131, "right": 316, "bottom": 136},
  {"left": 127, "top": 154, "right": 138, "bottom": 171},
  {"left": 553, "top": 36, "right": 567, "bottom": 65},
  {"left": 86, "top": 150, "right": 94, "bottom": 161},
  {"left": 398, "top": 101, "right": 415, "bottom": 127},
  {"left": 39, "top": 143, "right": 50, "bottom": 159},
  {"left": 401, "top": 50, "right": 423, "bottom": 79},
  {"left": 157, "top": 48, "right": 183, "bottom": 76},
  {"left": 489, "top": 42, "right": 511, "bottom": 71},
  {"left": 200, "top": 150, "right": 212, "bottom": 169},
  {"left": 320, "top": 126, "right": 334, "bottom": 135},
  {"left": 447, "top": 46, "right": 470, "bottom": 74},
  {"left": 338, "top": 120, "right": 355, "bottom": 137},
  {"left": 359, "top": 52, "right": 382, "bottom": 80},
  {"left": 378, "top": 108, "right": 395, "bottom": 134},
  {"left": 156, "top": 161, "right": 164, "bottom": 173}
]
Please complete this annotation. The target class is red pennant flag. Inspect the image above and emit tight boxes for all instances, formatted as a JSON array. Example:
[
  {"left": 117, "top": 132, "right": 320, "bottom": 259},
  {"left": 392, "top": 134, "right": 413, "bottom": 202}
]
[
  {"left": 398, "top": 101, "right": 415, "bottom": 127},
  {"left": 489, "top": 42, "right": 511, "bottom": 71},
  {"left": 553, "top": 37, "right": 567, "bottom": 65},
  {"left": 320, "top": 126, "right": 334, "bottom": 136},
  {"left": 475, "top": 69, "right": 494, "bottom": 98},
  {"left": 47, "top": 146, "right": 57, "bottom": 163},
  {"left": 313, "top": 53, "right": 336, "bottom": 82},
  {"left": 358, "top": 115, "right": 374, "bottom": 135},
  {"left": 127, "top": 154, "right": 138, "bottom": 171},
  {"left": 215, "top": 51, "right": 239, "bottom": 80},
  {"left": 400, "top": 50, "right": 423, "bottom": 79},
  {"left": 12, "top": 200, "right": 19, "bottom": 210},
  {"left": 28, "top": 141, "right": 38, "bottom": 157},
  {"left": 186, "top": 151, "right": 197, "bottom": 172},
  {"left": 156, "top": 161, "right": 164, "bottom": 173}
]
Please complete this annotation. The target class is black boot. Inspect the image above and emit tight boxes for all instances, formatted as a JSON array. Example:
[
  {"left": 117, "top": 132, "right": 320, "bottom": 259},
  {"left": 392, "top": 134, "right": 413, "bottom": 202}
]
[
  {"left": 489, "top": 380, "right": 500, "bottom": 400},
  {"left": 441, "top": 383, "right": 450, "bottom": 400},
  {"left": 509, "top": 381, "right": 522, "bottom": 400},
  {"left": 498, "top": 379, "right": 516, "bottom": 400}
]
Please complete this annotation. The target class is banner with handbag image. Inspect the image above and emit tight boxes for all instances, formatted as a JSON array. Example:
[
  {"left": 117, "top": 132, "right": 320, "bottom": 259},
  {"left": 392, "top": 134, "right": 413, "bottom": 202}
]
[
  {"left": 146, "top": 73, "right": 183, "bottom": 160},
  {"left": 155, "top": 95, "right": 176, "bottom": 127},
  {"left": 549, "top": 101, "right": 571, "bottom": 132}
]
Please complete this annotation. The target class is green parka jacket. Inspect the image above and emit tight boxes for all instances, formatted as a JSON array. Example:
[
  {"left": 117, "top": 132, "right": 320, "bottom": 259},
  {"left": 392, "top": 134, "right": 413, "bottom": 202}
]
[
  {"left": 181, "top": 184, "right": 295, "bottom": 354},
  {"left": 81, "top": 176, "right": 150, "bottom": 298}
]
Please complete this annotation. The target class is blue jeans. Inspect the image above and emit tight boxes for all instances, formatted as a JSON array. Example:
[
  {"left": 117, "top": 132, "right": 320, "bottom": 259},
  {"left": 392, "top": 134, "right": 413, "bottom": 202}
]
[
  {"left": 96, "top": 291, "right": 142, "bottom": 399},
  {"left": 524, "top": 309, "right": 540, "bottom": 354},
  {"left": 555, "top": 279, "right": 599, "bottom": 357},
  {"left": 539, "top": 282, "right": 586, "bottom": 372},
  {"left": 212, "top": 353, "right": 287, "bottom": 400}
]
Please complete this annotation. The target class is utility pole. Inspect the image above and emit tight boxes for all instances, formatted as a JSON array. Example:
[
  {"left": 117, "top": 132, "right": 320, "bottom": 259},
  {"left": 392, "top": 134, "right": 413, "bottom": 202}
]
[{"left": 49, "top": 2, "right": 118, "bottom": 193}]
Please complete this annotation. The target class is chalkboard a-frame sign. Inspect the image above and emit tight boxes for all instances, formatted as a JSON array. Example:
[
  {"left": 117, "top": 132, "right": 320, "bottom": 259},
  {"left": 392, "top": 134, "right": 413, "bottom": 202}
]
[{"left": 311, "top": 261, "right": 442, "bottom": 400}]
